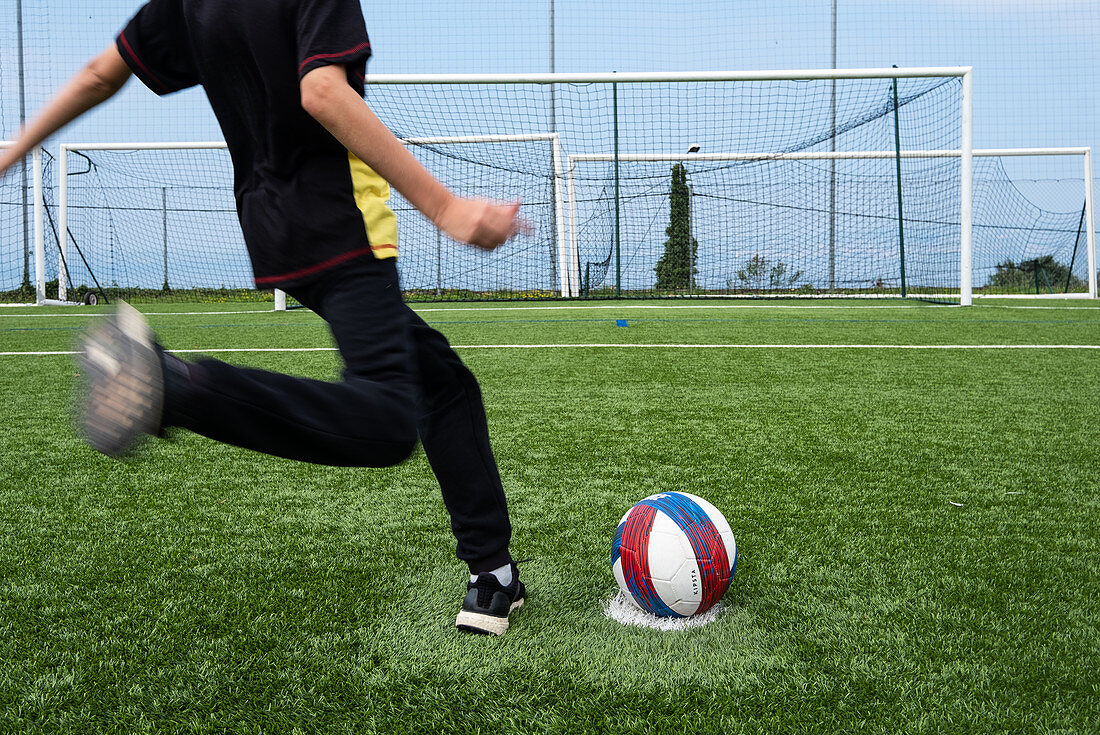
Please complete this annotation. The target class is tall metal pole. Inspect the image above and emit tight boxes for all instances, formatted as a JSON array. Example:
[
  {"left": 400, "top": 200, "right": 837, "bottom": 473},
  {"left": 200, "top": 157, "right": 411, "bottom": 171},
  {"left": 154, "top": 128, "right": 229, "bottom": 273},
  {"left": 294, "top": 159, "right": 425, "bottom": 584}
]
[
  {"left": 436, "top": 226, "right": 443, "bottom": 296},
  {"left": 17, "top": 0, "right": 31, "bottom": 289},
  {"left": 687, "top": 146, "right": 699, "bottom": 292},
  {"left": 892, "top": 72, "right": 907, "bottom": 297},
  {"left": 548, "top": 0, "right": 559, "bottom": 293},
  {"left": 828, "top": 0, "right": 837, "bottom": 291},
  {"left": 613, "top": 81, "right": 621, "bottom": 297},
  {"left": 688, "top": 180, "right": 694, "bottom": 292},
  {"left": 162, "top": 187, "right": 169, "bottom": 290},
  {"left": 549, "top": 0, "right": 556, "bottom": 132}
]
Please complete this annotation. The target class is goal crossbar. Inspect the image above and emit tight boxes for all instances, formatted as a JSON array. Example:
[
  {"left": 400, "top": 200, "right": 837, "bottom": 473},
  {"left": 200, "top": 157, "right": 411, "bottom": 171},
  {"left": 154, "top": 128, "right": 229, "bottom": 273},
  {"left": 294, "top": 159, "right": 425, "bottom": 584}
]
[
  {"left": 363, "top": 67, "right": 972, "bottom": 84},
  {"left": 568, "top": 147, "right": 1092, "bottom": 162}
]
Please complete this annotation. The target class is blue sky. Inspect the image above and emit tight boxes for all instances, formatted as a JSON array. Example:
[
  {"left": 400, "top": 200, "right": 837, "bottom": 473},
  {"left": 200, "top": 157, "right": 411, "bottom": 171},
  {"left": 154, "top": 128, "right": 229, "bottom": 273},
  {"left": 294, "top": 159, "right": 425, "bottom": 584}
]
[
  {"left": 3, "top": 0, "right": 1096, "bottom": 163},
  {"left": 1, "top": 0, "right": 1096, "bottom": 291}
]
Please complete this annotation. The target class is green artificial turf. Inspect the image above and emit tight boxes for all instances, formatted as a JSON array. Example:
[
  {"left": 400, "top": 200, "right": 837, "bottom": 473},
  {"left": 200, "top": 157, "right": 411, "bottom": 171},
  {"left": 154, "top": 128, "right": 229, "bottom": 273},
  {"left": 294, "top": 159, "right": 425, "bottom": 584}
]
[{"left": 1, "top": 300, "right": 1098, "bottom": 733}]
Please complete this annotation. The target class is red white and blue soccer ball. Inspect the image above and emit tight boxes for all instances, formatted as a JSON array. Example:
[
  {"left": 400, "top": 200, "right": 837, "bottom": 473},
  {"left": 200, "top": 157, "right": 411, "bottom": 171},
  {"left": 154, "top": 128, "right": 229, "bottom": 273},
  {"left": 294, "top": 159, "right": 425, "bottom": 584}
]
[{"left": 611, "top": 492, "right": 737, "bottom": 618}]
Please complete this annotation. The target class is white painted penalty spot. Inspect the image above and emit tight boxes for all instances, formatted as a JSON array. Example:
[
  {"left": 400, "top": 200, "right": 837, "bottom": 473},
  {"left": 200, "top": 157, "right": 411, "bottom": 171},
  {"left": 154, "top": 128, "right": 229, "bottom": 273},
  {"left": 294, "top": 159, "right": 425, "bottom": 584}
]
[{"left": 604, "top": 591, "right": 725, "bottom": 630}]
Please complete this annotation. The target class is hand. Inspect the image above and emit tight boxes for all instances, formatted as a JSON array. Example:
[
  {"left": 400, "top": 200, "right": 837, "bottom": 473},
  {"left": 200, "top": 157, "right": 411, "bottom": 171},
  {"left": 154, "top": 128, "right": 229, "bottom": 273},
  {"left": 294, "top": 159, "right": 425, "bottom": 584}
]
[{"left": 434, "top": 198, "right": 532, "bottom": 251}]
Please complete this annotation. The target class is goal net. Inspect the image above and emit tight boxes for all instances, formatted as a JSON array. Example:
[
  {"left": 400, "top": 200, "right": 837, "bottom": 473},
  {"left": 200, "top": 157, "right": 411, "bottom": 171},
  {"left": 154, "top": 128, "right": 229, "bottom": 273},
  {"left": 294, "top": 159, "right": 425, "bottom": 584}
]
[
  {"left": 970, "top": 150, "right": 1096, "bottom": 297},
  {"left": 52, "top": 143, "right": 251, "bottom": 304},
  {"left": 366, "top": 69, "right": 975, "bottom": 302},
  {"left": 48, "top": 135, "right": 566, "bottom": 304},
  {"left": 31, "top": 69, "right": 1093, "bottom": 305},
  {"left": 0, "top": 143, "right": 33, "bottom": 300}
]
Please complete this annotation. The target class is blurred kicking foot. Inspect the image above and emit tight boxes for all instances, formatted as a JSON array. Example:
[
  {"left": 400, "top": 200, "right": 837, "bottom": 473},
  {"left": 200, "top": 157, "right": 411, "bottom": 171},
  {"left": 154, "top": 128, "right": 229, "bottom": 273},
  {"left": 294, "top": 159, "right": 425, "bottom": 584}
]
[{"left": 76, "top": 300, "right": 164, "bottom": 457}]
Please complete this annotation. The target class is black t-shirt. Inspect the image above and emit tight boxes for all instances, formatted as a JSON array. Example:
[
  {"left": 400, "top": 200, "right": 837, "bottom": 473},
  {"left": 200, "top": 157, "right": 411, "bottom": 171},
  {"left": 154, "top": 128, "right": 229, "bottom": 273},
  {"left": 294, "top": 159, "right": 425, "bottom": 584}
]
[{"left": 117, "top": 0, "right": 398, "bottom": 288}]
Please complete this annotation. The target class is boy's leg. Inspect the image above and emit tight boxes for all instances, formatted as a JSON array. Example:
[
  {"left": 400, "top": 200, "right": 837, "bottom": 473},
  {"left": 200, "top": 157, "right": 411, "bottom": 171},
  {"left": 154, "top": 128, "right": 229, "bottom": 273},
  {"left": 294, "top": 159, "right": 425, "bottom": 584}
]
[
  {"left": 406, "top": 311, "right": 513, "bottom": 574},
  {"left": 403, "top": 311, "right": 523, "bottom": 635},
  {"left": 160, "top": 258, "right": 419, "bottom": 466},
  {"left": 166, "top": 271, "right": 513, "bottom": 561}
]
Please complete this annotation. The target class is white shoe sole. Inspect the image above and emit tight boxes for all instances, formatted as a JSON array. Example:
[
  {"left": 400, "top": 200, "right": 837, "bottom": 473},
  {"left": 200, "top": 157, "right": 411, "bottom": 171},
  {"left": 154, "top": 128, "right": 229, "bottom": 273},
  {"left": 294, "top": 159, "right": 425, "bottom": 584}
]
[{"left": 455, "top": 597, "right": 524, "bottom": 636}]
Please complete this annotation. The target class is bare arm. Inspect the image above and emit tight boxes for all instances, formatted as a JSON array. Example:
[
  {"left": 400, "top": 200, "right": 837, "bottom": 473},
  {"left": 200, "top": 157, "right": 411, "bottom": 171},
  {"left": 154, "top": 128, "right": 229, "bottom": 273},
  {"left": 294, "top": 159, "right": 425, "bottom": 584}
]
[
  {"left": 300, "top": 64, "right": 523, "bottom": 251},
  {"left": 0, "top": 45, "right": 132, "bottom": 177}
]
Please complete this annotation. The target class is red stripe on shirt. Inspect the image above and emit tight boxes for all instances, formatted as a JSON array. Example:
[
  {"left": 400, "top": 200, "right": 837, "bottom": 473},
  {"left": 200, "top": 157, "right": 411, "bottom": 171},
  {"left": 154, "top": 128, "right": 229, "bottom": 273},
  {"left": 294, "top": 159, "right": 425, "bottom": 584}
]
[
  {"left": 298, "top": 41, "right": 372, "bottom": 76},
  {"left": 253, "top": 245, "right": 391, "bottom": 286},
  {"left": 117, "top": 32, "right": 168, "bottom": 94}
]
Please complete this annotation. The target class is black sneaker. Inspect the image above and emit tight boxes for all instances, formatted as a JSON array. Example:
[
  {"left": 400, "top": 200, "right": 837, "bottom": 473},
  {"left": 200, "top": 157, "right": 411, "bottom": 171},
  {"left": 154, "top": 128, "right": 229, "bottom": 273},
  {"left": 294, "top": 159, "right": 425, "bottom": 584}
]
[
  {"left": 455, "top": 565, "right": 526, "bottom": 635},
  {"left": 76, "top": 301, "right": 165, "bottom": 457}
]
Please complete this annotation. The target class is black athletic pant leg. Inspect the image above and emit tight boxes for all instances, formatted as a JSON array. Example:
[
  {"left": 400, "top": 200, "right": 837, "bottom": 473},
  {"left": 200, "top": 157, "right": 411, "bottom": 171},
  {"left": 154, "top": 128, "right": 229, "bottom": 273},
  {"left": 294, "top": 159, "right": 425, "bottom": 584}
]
[
  {"left": 169, "top": 257, "right": 418, "bottom": 466},
  {"left": 407, "top": 310, "right": 513, "bottom": 572}
]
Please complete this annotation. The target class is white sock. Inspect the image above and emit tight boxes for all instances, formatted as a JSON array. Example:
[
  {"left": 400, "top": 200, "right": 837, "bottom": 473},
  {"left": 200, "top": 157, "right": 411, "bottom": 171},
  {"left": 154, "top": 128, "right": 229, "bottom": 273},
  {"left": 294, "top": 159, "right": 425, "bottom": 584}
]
[{"left": 470, "top": 563, "right": 513, "bottom": 587}]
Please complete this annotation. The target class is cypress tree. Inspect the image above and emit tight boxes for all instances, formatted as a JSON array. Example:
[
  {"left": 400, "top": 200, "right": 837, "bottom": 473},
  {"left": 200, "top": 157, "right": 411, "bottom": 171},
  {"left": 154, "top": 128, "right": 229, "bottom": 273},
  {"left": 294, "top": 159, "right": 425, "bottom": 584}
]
[{"left": 654, "top": 163, "right": 698, "bottom": 291}]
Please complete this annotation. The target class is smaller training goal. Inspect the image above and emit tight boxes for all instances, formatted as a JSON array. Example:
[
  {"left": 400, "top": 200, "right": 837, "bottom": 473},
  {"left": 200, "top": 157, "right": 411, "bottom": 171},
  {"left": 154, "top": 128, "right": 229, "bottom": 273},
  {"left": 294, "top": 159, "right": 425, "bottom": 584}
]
[
  {"left": 43, "top": 136, "right": 570, "bottom": 306},
  {"left": 567, "top": 147, "right": 1095, "bottom": 302}
]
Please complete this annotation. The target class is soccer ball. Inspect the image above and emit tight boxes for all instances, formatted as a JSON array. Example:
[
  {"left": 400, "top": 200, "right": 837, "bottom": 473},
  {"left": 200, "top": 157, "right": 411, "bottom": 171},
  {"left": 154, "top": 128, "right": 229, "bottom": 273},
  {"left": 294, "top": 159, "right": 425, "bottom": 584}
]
[{"left": 611, "top": 491, "right": 737, "bottom": 617}]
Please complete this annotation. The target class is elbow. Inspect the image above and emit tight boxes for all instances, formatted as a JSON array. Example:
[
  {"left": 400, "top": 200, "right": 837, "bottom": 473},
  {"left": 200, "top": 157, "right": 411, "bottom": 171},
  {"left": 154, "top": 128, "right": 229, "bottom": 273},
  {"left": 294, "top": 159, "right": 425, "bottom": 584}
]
[
  {"left": 83, "top": 61, "right": 127, "bottom": 101},
  {"left": 300, "top": 75, "right": 336, "bottom": 122},
  {"left": 300, "top": 66, "right": 352, "bottom": 125},
  {"left": 85, "top": 74, "right": 123, "bottom": 101},
  {"left": 299, "top": 84, "right": 322, "bottom": 119}
]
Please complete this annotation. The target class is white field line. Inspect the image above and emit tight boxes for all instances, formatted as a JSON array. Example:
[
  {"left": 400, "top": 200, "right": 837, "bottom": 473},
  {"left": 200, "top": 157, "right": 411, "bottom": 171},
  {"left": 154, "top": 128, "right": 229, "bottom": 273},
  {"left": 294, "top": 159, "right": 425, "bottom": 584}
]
[
  {"left": 4, "top": 343, "right": 1100, "bottom": 357},
  {"left": 2, "top": 302, "right": 1099, "bottom": 319},
  {"left": 0, "top": 309, "right": 281, "bottom": 318}
]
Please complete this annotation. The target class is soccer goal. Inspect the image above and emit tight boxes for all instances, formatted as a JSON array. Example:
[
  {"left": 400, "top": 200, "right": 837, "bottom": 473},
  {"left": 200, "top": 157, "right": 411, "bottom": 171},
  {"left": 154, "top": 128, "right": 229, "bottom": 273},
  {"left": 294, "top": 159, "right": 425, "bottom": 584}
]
[
  {"left": 969, "top": 148, "right": 1096, "bottom": 299},
  {"left": 46, "top": 135, "right": 568, "bottom": 306},
  {"left": 567, "top": 146, "right": 1096, "bottom": 301},
  {"left": 360, "top": 67, "right": 977, "bottom": 302},
  {"left": 51, "top": 142, "right": 253, "bottom": 306},
  {"left": 35, "top": 68, "right": 1046, "bottom": 305}
]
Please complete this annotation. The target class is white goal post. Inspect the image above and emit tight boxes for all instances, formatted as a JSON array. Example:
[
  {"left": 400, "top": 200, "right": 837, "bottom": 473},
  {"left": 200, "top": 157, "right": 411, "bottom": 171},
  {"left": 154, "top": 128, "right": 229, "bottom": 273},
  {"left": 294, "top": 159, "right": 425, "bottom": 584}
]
[{"left": 567, "top": 146, "right": 1096, "bottom": 301}]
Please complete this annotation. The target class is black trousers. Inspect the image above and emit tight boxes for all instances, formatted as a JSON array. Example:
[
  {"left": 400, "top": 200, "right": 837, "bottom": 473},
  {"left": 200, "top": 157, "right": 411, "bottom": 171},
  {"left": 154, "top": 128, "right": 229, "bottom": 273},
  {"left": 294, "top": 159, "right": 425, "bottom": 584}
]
[{"left": 166, "top": 256, "right": 512, "bottom": 573}]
